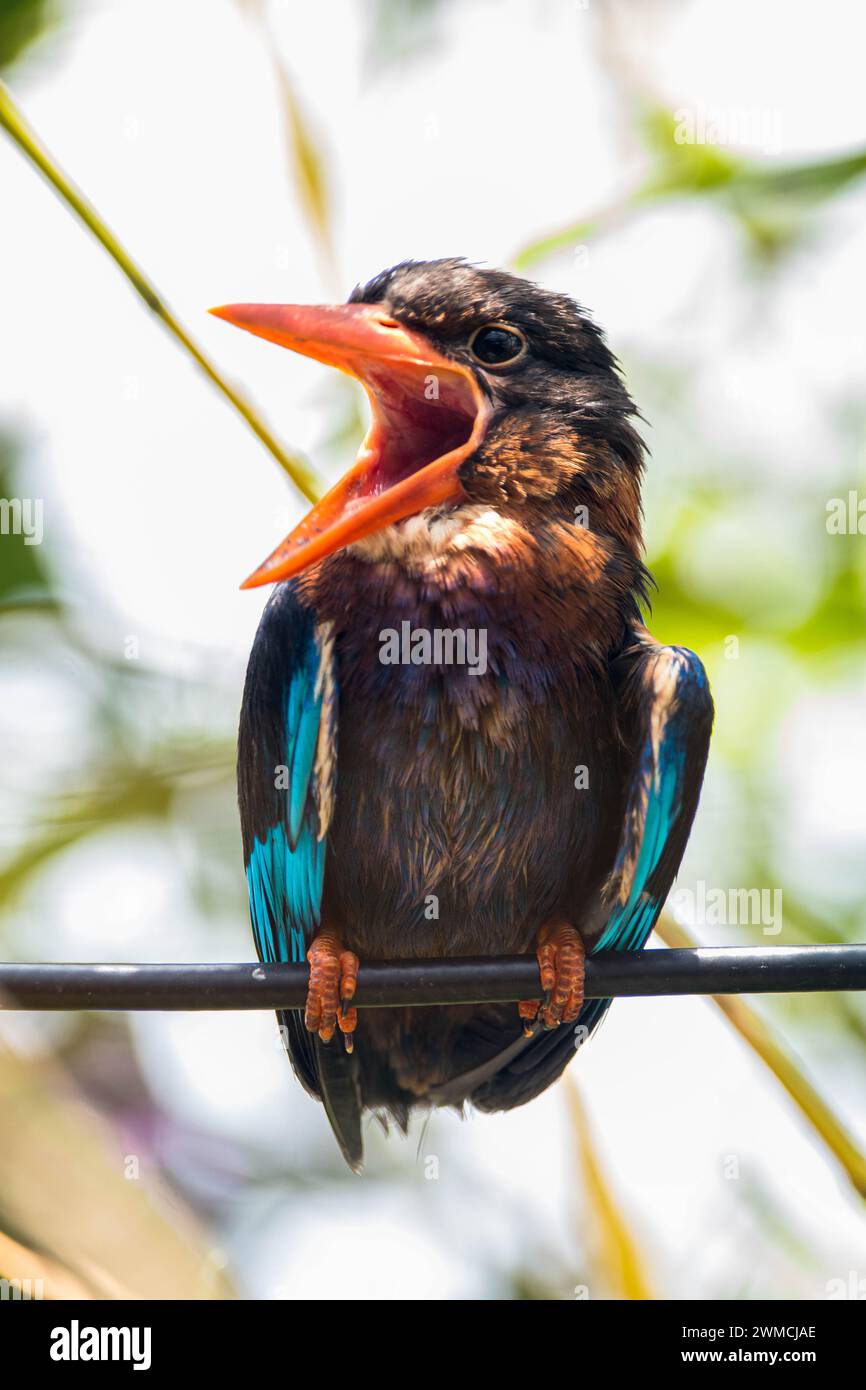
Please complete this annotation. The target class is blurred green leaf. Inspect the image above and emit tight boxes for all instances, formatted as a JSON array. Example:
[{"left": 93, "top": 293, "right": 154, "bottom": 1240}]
[
  {"left": 0, "top": 0, "right": 58, "bottom": 72},
  {"left": 0, "top": 744, "right": 233, "bottom": 909},
  {"left": 238, "top": 0, "right": 338, "bottom": 290},
  {"left": 515, "top": 101, "right": 866, "bottom": 268},
  {"left": 0, "top": 435, "right": 53, "bottom": 602},
  {"left": 274, "top": 63, "right": 336, "bottom": 281},
  {"left": 364, "top": 0, "right": 446, "bottom": 69}
]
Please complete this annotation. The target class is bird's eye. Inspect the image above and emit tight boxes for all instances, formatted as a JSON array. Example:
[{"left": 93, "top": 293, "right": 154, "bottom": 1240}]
[{"left": 468, "top": 323, "right": 526, "bottom": 367}]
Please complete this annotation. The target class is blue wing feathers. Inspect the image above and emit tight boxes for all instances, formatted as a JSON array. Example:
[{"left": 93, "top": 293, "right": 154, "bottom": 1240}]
[
  {"left": 239, "top": 590, "right": 332, "bottom": 969},
  {"left": 594, "top": 739, "right": 685, "bottom": 953},
  {"left": 594, "top": 644, "right": 710, "bottom": 956},
  {"left": 240, "top": 589, "right": 362, "bottom": 1167},
  {"left": 246, "top": 824, "right": 325, "bottom": 964}
]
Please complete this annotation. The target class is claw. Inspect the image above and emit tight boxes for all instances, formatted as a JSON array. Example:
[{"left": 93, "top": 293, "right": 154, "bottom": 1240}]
[
  {"left": 306, "top": 931, "right": 360, "bottom": 1047},
  {"left": 517, "top": 922, "right": 585, "bottom": 1033},
  {"left": 518, "top": 997, "right": 541, "bottom": 1035}
]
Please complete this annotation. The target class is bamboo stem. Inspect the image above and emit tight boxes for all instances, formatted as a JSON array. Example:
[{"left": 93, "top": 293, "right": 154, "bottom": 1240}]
[
  {"left": 566, "top": 1079, "right": 657, "bottom": 1299},
  {"left": 0, "top": 80, "right": 325, "bottom": 504},
  {"left": 657, "top": 917, "right": 866, "bottom": 1200}
]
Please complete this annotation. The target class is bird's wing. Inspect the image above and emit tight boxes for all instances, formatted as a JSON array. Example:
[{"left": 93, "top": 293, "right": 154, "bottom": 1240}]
[
  {"left": 584, "top": 624, "right": 715, "bottom": 954},
  {"left": 238, "top": 584, "right": 363, "bottom": 1168},
  {"left": 238, "top": 585, "right": 335, "bottom": 968},
  {"left": 468, "top": 624, "right": 714, "bottom": 1112}
]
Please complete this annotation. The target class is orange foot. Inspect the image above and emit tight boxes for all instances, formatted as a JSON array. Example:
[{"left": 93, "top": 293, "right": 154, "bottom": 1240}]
[
  {"left": 305, "top": 930, "right": 359, "bottom": 1052},
  {"left": 518, "top": 921, "right": 586, "bottom": 1035}
]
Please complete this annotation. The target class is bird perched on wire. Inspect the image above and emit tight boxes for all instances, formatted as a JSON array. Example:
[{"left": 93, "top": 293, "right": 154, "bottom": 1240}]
[{"left": 212, "top": 259, "right": 713, "bottom": 1170}]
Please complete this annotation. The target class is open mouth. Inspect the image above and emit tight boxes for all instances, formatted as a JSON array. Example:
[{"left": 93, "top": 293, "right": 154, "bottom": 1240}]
[
  {"left": 357, "top": 359, "right": 481, "bottom": 498},
  {"left": 209, "top": 302, "right": 489, "bottom": 586}
]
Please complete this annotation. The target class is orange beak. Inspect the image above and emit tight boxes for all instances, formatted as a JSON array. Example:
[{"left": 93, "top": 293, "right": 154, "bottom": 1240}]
[{"left": 209, "top": 301, "right": 490, "bottom": 587}]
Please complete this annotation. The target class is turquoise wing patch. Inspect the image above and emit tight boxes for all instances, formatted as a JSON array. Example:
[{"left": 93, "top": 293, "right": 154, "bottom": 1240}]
[
  {"left": 594, "top": 644, "right": 711, "bottom": 956},
  {"left": 239, "top": 594, "right": 336, "bottom": 969}
]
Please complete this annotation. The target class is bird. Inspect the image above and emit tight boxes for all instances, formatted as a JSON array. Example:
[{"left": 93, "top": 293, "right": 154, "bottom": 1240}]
[{"left": 211, "top": 258, "right": 714, "bottom": 1170}]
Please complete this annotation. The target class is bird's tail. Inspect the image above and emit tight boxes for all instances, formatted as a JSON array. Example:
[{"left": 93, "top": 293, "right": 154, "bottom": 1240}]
[
  {"left": 468, "top": 997, "right": 612, "bottom": 1113},
  {"left": 277, "top": 1009, "right": 364, "bottom": 1170}
]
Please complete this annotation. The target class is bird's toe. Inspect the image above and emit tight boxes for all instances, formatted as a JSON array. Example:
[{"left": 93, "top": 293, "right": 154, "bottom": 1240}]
[
  {"left": 306, "top": 931, "right": 360, "bottom": 1049},
  {"left": 518, "top": 921, "right": 585, "bottom": 1032}
]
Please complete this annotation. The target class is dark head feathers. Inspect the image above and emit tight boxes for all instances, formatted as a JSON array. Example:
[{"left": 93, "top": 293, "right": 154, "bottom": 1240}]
[
  {"left": 347, "top": 255, "right": 648, "bottom": 595},
  {"left": 349, "top": 258, "right": 644, "bottom": 475},
  {"left": 350, "top": 257, "right": 622, "bottom": 381}
]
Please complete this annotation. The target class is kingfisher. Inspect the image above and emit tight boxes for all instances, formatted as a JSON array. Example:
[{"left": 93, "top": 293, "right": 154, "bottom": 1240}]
[{"left": 212, "top": 259, "right": 713, "bottom": 1170}]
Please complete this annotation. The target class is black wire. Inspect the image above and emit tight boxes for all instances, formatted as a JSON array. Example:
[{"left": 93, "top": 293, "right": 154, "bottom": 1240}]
[{"left": 0, "top": 945, "right": 864, "bottom": 1010}]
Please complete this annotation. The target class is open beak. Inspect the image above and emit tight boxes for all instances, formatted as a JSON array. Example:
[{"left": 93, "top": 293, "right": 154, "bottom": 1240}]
[{"left": 209, "top": 301, "right": 490, "bottom": 587}]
